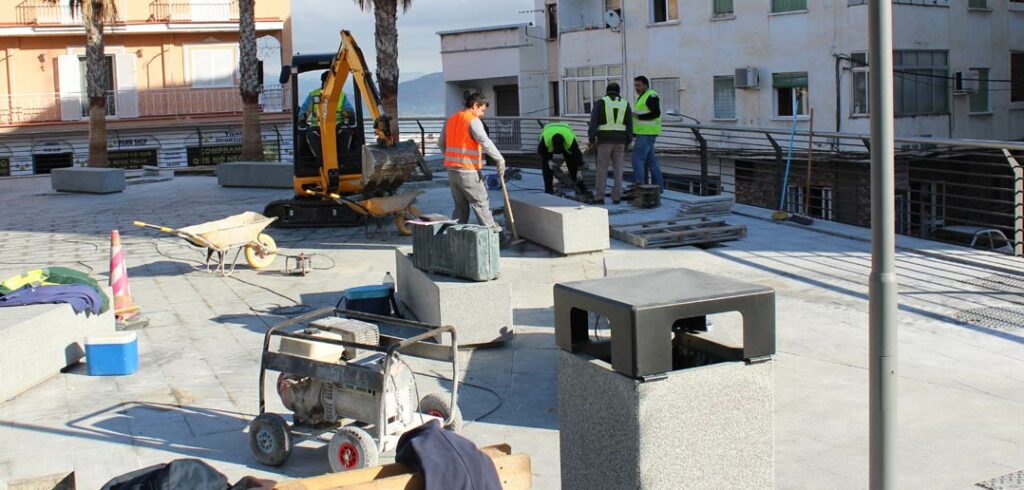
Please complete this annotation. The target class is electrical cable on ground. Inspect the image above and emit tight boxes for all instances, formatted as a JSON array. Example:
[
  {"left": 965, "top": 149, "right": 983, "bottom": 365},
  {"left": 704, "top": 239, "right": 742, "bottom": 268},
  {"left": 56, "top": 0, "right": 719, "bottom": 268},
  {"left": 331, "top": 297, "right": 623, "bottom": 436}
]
[{"left": 414, "top": 369, "right": 505, "bottom": 426}]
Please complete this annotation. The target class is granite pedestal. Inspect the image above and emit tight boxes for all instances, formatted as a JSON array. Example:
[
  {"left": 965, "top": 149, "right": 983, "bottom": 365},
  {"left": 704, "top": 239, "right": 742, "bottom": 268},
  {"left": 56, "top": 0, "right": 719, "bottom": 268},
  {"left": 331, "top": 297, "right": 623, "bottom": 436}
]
[
  {"left": 394, "top": 248, "right": 512, "bottom": 347},
  {"left": 51, "top": 167, "right": 125, "bottom": 194},
  {"left": 508, "top": 192, "right": 609, "bottom": 255},
  {"left": 216, "top": 161, "right": 293, "bottom": 188}
]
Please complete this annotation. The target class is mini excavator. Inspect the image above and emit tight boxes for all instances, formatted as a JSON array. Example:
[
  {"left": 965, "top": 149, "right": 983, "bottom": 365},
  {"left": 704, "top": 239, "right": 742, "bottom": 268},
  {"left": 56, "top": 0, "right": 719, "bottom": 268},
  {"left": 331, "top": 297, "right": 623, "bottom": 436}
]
[{"left": 264, "top": 31, "right": 427, "bottom": 228}]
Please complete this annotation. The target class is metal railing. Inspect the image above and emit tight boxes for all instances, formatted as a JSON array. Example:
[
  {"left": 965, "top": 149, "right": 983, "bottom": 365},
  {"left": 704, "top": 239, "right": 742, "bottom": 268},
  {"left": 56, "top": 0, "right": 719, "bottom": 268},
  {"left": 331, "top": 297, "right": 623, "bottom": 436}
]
[
  {"left": 389, "top": 115, "right": 1024, "bottom": 255},
  {"left": 0, "top": 85, "right": 289, "bottom": 125},
  {"left": 15, "top": 0, "right": 128, "bottom": 25},
  {"left": 148, "top": 0, "right": 238, "bottom": 22}
]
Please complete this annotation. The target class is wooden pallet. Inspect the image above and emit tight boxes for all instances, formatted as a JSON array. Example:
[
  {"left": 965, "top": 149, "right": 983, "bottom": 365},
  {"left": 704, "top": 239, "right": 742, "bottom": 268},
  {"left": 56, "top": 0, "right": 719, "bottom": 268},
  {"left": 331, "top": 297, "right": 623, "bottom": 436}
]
[{"left": 610, "top": 218, "right": 747, "bottom": 249}]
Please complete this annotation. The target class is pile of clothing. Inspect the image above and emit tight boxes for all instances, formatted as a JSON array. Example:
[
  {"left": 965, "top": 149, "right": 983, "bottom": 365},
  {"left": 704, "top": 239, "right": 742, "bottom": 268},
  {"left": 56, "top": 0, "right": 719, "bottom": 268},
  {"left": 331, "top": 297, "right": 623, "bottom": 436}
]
[{"left": 0, "top": 267, "right": 109, "bottom": 315}]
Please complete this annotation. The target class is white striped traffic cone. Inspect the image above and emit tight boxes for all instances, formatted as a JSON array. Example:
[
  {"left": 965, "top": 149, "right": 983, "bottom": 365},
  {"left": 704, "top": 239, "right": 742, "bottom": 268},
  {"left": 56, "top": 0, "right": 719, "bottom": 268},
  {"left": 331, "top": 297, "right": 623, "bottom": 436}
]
[{"left": 109, "top": 229, "right": 140, "bottom": 320}]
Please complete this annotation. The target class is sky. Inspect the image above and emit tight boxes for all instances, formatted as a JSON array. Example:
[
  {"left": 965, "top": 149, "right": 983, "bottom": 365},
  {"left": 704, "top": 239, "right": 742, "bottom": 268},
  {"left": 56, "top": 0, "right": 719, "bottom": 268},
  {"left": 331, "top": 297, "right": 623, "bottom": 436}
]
[{"left": 292, "top": 0, "right": 537, "bottom": 80}]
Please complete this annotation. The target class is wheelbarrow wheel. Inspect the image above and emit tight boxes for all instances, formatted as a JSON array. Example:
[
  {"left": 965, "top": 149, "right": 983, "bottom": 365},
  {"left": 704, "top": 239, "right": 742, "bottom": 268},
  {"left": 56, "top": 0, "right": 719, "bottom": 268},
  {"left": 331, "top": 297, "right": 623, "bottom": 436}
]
[
  {"left": 419, "top": 392, "right": 463, "bottom": 432},
  {"left": 394, "top": 206, "right": 421, "bottom": 236},
  {"left": 328, "top": 426, "right": 378, "bottom": 472},
  {"left": 249, "top": 413, "right": 292, "bottom": 466},
  {"left": 245, "top": 233, "right": 277, "bottom": 270}
]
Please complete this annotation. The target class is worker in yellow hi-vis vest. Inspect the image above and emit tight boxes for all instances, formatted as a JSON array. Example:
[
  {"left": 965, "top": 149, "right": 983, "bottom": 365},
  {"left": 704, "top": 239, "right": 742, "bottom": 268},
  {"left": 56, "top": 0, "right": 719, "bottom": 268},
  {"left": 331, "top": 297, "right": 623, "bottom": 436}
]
[{"left": 631, "top": 76, "right": 664, "bottom": 191}]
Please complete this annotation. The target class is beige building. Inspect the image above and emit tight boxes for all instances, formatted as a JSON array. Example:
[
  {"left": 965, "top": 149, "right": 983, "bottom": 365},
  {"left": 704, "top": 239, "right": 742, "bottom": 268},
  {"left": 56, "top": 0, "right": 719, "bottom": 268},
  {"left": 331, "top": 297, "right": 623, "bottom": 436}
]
[{"left": 0, "top": 0, "right": 292, "bottom": 175}]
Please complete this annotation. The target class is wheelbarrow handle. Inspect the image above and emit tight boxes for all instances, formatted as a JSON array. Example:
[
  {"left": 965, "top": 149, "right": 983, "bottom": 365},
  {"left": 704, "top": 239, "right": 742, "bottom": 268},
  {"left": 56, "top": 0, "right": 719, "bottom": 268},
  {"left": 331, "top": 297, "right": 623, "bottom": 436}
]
[{"left": 133, "top": 221, "right": 177, "bottom": 234}]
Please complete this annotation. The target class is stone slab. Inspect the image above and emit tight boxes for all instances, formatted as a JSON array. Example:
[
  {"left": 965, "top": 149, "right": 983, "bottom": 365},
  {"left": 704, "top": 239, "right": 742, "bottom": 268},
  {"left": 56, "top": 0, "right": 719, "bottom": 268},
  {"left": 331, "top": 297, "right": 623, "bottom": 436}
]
[
  {"left": 395, "top": 248, "right": 512, "bottom": 346},
  {"left": 0, "top": 289, "right": 116, "bottom": 401},
  {"left": 603, "top": 255, "right": 674, "bottom": 277},
  {"left": 508, "top": 192, "right": 609, "bottom": 255},
  {"left": 216, "top": 161, "right": 293, "bottom": 188},
  {"left": 559, "top": 351, "right": 774, "bottom": 490},
  {"left": 50, "top": 167, "right": 125, "bottom": 194}
]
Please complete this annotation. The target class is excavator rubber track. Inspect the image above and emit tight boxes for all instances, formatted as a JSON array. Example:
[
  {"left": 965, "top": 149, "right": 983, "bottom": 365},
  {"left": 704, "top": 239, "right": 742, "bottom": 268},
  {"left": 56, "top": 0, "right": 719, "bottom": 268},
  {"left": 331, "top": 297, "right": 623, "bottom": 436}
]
[{"left": 264, "top": 198, "right": 365, "bottom": 228}]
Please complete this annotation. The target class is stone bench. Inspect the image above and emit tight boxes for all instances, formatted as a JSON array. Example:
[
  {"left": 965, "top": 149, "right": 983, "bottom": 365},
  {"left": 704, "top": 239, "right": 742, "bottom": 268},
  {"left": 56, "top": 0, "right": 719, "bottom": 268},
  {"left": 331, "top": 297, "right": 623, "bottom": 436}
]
[
  {"left": 394, "top": 248, "right": 512, "bottom": 347},
  {"left": 217, "top": 161, "right": 294, "bottom": 189},
  {"left": 508, "top": 192, "right": 609, "bottom": 255},
  {"left": 0, "top": 289, "right": 116, "bottom": 401},
  {"left": 51, "top": 167, "right": 125, "bottom": 194}
]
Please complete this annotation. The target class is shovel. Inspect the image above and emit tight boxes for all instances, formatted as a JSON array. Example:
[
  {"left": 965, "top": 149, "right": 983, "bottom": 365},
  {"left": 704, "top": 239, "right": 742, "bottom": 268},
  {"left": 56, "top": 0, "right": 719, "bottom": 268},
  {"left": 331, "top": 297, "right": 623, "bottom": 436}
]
[{"left": 498, "top": 167, "right": 526, "bottom": 248}]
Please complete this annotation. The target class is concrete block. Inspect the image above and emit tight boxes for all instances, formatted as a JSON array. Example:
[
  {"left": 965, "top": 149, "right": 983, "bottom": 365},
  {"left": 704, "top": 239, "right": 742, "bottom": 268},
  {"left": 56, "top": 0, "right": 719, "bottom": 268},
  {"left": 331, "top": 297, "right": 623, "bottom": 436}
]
[
  {"left": 395, "top": 248, "right": 512, "bottom": 346},
  {"left": 0, "top": 289, "right": 116, "bottom": 401},
  {"left": 216, "top": 161, "right": 293, "bottom": 188},
  {"left": 559, "top": 351, "right": 774, "bottom": 490},
  {"left": 508, "top": 192, "right": 609, "bottom": 255},
  {"left": 51, "top": 167, "right": 125, "bottom": 194},
  {"left": 603, "top": 255, "right": 674, "bottom": 277}
]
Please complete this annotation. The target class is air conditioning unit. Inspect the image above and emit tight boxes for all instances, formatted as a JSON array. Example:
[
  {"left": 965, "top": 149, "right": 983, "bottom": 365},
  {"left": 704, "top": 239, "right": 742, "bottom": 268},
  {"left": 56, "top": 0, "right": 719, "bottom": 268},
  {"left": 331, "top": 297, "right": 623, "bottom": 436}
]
[
  {"left": 734, "top": 67, "right": 759, "bottom": 89},
  {"left": 954, "top": 71, "right": 978, "bottom": 95}
]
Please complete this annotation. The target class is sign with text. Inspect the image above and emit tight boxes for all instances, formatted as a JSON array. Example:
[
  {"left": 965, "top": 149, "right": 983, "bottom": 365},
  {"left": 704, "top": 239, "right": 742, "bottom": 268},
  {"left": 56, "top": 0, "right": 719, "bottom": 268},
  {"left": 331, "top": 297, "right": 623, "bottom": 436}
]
[
  {"left": 187, "top": 145, "right": 242, "bottom": 166},
  {"left": 0, "top": 158, "right": 9, "bottom": 177},
  {"left": 109, "top": 149, "right": 158, "bottom": 169}
]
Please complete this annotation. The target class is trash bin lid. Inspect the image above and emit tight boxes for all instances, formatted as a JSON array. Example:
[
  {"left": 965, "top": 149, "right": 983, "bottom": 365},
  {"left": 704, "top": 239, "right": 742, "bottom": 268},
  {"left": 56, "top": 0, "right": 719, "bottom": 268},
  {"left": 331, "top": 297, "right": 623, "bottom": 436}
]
[{"left": 345, "top": 284, "right": 392, "bottom": 300}]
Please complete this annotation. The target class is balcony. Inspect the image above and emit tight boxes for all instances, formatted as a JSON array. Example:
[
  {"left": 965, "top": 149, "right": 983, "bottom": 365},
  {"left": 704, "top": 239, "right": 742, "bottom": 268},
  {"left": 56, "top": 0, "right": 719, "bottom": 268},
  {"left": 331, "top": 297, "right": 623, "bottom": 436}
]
[
  {"left": 0, "top": 85, "right": 288, "bottom": 126},
  {"left": 149, "top": 1, "right": 239, "bottom": 23}
]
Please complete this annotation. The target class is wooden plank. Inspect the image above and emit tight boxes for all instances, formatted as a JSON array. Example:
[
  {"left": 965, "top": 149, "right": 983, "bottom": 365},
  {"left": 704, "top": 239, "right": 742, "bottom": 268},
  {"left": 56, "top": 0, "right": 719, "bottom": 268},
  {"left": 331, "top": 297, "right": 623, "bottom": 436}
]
[
  {"left": 611, "top": 217, "right": 720, "bottom": 230},
  {"left": 275, "top": 445, "right": 517, "bottom": 490},
  {"left": 610, "top": 219, "right": 746, "bottom": 249},
  {"left": 337, "top": 453, "right": 532, "bottom": 490}
]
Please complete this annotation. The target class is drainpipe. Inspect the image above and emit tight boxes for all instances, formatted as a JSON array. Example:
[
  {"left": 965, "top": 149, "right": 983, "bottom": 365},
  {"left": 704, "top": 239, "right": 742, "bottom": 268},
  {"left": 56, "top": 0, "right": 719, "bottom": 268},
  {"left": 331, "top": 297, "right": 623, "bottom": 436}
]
[
  {"left": 867, "top": 0, "right": 898, "bottom": 485},
  {"left": 835, "top": 55, "right": 842, "bottom": 135}
]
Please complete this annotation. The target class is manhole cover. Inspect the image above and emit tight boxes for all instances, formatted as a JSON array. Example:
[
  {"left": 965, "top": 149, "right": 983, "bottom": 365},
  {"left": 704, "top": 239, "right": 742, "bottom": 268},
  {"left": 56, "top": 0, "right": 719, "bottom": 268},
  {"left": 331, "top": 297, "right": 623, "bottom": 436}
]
[
  {"left": 977, "top": 469, "right": 1024, "bottom": 490},
  {"left": 956, "top": 307, "right": 1024, "bottom": 331},
  {"left": 964, "top": 274, "right": 1024, "bottom": 294}
]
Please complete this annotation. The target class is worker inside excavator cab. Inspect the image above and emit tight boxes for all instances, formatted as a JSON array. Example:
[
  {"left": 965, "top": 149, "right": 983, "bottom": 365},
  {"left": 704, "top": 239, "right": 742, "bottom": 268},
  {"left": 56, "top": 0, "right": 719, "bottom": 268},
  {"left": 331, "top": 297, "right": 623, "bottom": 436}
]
[{"left": 298, "top": 71, "right": 362, "bottom": 174}]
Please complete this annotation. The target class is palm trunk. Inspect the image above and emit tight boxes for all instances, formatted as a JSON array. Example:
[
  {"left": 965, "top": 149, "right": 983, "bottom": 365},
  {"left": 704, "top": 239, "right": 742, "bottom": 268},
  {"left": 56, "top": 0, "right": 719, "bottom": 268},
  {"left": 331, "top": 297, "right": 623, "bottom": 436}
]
[
  {"left": 373, "top": 1, "right": 400, "bottom": 141},
  {"left": 238, "top": 0, "right": 263, "bottom": 160},
  {"left": 85, "top": 6, "right": 107, "bottom": 167}
]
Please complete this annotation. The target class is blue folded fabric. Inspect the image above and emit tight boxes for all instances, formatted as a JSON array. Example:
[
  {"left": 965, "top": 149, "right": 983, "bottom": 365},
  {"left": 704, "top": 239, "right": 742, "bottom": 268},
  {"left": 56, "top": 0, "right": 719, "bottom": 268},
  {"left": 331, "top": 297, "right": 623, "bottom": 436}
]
[{"left": 0, "top": 284, "right": 103, "bottom": 315}]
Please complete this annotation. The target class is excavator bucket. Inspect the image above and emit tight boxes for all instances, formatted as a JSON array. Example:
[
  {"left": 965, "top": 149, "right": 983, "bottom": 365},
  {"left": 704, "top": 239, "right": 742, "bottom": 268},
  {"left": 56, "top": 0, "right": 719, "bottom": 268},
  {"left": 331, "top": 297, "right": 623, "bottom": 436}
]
[{"left": 360, "top": 139, "right": 424, "bottom": 196}]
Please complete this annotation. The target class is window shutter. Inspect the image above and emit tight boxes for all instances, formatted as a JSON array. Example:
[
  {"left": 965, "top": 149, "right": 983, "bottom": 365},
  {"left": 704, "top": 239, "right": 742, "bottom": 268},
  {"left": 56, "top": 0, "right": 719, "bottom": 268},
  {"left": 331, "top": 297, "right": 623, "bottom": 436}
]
[
  {"left": 115, "top": 53, "right": 139, "bottom": 118},
  {"left": 772, "top": 73, "right": 808, "bottom": 88},
  {"left": 57, "top": 55, "right": 83, "bottom": 121}
]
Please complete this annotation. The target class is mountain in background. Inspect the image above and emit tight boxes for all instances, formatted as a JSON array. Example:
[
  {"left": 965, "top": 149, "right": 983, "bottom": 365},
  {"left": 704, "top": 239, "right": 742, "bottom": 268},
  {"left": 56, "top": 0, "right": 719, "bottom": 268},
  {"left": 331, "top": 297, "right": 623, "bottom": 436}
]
[{"left": 295, "top": 72, "right": 443, "bottom": 117}]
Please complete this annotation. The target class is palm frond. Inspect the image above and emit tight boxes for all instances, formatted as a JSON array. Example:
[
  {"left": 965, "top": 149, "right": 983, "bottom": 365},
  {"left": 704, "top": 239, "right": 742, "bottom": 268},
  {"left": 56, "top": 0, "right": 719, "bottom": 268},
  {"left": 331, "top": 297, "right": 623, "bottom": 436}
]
[
  {"left": 352, "top": 0, "right": 415, "bottom": 13},
  {"left": 60, "top": 0, "right": 119, "bottom": 24}
]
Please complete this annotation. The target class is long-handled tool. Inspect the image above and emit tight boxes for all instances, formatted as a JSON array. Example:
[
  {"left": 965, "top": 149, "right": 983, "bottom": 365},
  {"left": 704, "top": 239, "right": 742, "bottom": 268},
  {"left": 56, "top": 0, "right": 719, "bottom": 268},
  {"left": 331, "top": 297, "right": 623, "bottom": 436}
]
[{"left": 499, "top": 168, "right": 525, "bottom": 247}]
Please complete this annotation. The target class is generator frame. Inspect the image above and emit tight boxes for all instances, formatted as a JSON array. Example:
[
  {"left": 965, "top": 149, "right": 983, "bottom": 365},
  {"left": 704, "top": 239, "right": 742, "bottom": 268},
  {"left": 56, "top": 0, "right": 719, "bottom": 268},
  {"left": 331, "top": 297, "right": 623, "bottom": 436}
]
[{"left": 254, "top": 307, "right": 459, "bottom": 467}]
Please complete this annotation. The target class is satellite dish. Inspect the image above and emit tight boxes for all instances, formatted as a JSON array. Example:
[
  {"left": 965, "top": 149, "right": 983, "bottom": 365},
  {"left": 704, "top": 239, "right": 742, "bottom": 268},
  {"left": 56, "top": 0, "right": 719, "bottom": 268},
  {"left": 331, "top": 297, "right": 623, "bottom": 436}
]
[{"left": 604, "top": 9, "right": 621, "bottom": 29}]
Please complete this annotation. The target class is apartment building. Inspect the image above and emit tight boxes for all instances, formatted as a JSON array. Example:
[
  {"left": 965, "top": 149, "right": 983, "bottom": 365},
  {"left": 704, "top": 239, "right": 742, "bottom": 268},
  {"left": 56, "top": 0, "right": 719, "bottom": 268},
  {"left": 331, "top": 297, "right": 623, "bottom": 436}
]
[
  {"left": 543, "top": 0, "right": 1023, "bottom": 140},
  {"left": 0, "top": 0, "right": 292, "bottom": 176}
]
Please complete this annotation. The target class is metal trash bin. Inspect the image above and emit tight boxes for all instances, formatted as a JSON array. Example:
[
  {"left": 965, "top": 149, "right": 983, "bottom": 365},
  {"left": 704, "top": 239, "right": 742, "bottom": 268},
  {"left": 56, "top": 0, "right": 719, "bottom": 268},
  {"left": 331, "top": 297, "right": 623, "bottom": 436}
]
[{"left": 554, "top": 269, "right": 775, "bottom": 489}]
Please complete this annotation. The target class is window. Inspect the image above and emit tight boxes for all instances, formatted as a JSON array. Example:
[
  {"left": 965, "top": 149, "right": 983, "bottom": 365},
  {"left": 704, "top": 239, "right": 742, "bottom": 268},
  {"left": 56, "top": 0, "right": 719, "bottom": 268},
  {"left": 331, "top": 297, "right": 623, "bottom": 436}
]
[
  {"left": 651, "top": 0, "right": 679, "bottom": 23},
  {"left": 968, "top": 0, "right": 987, "bottom": 8},
  {"left": 773, "top": 72, "right": 809, "bottom": 117},
  {"left": 651, "top": 78, "right": 679, "bottom": 114},
  {"left": 772, "top": 0, "right": 807, "bottom": 13},
  {"left": 851, "top": 53, "right": 869, "bottom": 115},
  {"left": 969, "top": 68, "right": 990, "bottom": 113},
  {"left": 190, "top": 48, "right": 235, "bottom": 88},
  {"left": 546, "top": 4, "right": 557, "bottom": 40},
  {"left": 714, "top": 0, "right": 734, "bottom": 16},
  {"left": 1012, "top": 52, "right": 1024, "bottom": 103},
  {"left": 78, "top": 55, "right": 116, "bottom": 117},
  {"left": 894, "top": 50, "right": 948, "bottom": 116},
  {"left": 713, "top": 76, "right": 736, "bottom": 119},
  {"left": 562, "top": 65, "right": 622, "bottom": 115}
]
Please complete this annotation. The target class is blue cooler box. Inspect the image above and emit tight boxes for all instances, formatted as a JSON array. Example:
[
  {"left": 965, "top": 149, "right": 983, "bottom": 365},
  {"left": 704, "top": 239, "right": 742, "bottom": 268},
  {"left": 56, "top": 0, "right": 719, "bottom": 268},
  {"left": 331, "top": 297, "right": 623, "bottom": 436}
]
[
  {"left": 85, "top": 332, "right": 139, "bottom": 376},
  {"left": 341, "top": 284, "right": 396, "bottom": 317}
]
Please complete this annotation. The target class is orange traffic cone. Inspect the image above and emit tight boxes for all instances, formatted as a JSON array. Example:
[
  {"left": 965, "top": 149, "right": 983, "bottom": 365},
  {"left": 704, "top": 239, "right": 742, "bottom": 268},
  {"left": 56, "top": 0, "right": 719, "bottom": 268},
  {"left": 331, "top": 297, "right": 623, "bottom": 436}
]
[{"left": 109, "top": 229, "right": 140, "bottom": 321}]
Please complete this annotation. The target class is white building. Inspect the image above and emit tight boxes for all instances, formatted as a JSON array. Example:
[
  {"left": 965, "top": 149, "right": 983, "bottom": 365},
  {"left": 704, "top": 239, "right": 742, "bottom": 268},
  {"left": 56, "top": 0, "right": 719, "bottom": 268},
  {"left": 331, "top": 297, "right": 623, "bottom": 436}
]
[{"left": 445, "top": 0, "right": 1024, "bottom": 140}]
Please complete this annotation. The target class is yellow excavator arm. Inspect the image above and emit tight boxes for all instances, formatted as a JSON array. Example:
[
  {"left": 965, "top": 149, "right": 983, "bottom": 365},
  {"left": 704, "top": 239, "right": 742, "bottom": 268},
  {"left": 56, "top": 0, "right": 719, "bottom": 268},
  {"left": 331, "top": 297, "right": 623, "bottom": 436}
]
[{"left": 317, "top": 30, "right": 395, "bottom": 181}]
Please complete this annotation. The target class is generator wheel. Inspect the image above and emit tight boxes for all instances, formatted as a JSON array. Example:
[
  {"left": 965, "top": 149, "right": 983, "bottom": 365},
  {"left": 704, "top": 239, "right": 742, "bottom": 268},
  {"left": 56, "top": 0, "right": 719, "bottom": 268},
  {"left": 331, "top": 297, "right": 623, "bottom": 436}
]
[
  {"left": 249, "top": 413, "right": 292, "bottom": 466},
  {"left": 395, "top": 206, "right": 421, "bottom": 236},
  {"left": 328, "top": 426, "right": 378, "bottom": 472},
  {"left": 244, "top": 233, "right": 277, "bottom": 269},
  {"left": 419, "top": 392, "right": 463, "bottom": 433}
]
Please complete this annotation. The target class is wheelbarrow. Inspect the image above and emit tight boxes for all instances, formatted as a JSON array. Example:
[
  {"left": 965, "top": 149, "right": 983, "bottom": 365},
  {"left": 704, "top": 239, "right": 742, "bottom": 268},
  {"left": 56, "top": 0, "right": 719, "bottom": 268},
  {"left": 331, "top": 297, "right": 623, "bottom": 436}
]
[
  {"left": 134, "top": 211, "right": 278, "bottom": 276},
  {"left": 304, "top": 190, "right": 422, "bottom": 238}
]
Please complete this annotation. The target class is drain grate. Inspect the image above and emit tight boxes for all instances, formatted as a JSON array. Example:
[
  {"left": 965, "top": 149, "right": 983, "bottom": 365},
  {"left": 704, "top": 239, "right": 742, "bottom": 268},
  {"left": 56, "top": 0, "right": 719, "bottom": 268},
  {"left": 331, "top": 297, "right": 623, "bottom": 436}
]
[
  {"left": 976, "top": 469, "right": 1024, "bottom": 490},
  {"left": 955, "top": 307, "right": 1024, "bottom": 331},
  {"left": 964, "top": 274, "right": 1024, "bottom": 294}
]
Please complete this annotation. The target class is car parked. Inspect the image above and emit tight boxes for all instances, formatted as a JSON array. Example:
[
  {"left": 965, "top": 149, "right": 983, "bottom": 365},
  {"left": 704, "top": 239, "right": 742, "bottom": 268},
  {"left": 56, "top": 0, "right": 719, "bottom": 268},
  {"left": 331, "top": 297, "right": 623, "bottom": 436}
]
[{"left": 931, "top": 226, "right": 1014, "bottom": 254}]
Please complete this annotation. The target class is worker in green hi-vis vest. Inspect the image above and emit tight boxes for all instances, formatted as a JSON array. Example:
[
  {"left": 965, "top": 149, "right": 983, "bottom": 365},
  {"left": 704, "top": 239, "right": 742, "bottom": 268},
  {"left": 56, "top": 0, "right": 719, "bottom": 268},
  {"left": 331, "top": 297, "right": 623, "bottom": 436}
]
[
  {"left": 537, "top": 122, "right": 588, "bottom": 196},
  {"left": 631, "top": 76, "right": 664, "bottom": 191}
]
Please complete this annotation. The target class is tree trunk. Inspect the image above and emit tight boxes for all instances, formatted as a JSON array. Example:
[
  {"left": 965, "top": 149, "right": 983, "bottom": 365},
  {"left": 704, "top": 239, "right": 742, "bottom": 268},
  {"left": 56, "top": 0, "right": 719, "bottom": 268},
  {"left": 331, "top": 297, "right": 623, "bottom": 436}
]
[
  {"left": 85, "top": 4, "right": 107, "bottom": 167},
  {"left": 373, "top": 1, "right": 400, "bottom": 142},
  {"left": 238, "top": 0, "right": 264, "bottom": 160}
]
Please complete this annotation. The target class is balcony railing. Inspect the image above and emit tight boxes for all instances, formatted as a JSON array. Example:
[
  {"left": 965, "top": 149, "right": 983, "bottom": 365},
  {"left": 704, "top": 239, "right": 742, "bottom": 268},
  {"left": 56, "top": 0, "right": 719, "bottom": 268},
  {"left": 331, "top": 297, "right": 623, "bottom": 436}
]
[
  {"left": 149, "top": 1, "right": 239, "bottom": 22},
  {"left": 0, "top": 85, "right": 288, "bottom": 126},
  {"left": 15, "top": 0, "right": 128, "bottom": 25}
]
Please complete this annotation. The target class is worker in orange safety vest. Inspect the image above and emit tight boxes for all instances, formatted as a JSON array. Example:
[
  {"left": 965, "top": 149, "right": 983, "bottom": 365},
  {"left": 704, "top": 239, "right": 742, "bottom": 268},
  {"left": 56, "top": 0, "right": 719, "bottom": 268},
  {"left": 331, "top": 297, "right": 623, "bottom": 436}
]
[{"left": 437, "top": 93, "right": 506, "bottom": 228}]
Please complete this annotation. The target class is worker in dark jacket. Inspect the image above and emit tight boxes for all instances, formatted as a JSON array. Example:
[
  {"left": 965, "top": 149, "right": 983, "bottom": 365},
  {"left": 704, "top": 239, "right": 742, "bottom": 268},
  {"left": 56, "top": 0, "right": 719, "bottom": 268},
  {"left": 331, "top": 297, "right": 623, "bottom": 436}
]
[
  {"left": 588, "top": 83, "right": 633, "bottom": 204},
  {"left": 537, "top": 122, "right": 587, "bottom": 195},
  {"left": 632, "top": 75, "right": 664, "bottom": 190}
]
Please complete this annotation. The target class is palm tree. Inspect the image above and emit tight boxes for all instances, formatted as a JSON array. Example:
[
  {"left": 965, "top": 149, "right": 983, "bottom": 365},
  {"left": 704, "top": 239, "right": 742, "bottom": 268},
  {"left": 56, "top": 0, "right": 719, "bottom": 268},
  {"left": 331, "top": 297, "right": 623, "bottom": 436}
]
[
  {"left": 238, "top": 0, "right": 263, "bottom": 160},
  {"left": 66, "top": 0, "right": 118, "bottom": 167},
  {"left": 354, "top": 0, "right": 412, "bottom": 141}
]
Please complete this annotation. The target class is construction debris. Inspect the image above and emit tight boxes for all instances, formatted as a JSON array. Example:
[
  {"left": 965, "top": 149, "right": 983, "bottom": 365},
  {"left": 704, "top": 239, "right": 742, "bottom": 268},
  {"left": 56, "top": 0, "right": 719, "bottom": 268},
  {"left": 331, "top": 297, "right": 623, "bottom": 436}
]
[{"left": 676, "top": 193, "right": 735, "bottom": 219}]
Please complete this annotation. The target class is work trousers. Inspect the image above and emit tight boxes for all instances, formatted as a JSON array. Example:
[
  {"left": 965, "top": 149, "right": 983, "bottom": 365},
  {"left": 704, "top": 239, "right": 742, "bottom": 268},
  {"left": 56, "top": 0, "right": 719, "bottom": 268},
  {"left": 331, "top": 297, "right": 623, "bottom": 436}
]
[
  {"left": 540, "top": 153, "right": 584, "bottom": 194},
  {"left": 595, "top": 143, "right": 625, "bottom": 202},
  {"left": 631, "top": 134, "right": 664, "bottom": 189},
  {"left": 448, "top": 169, "right": 497, "bottom": 228}
]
